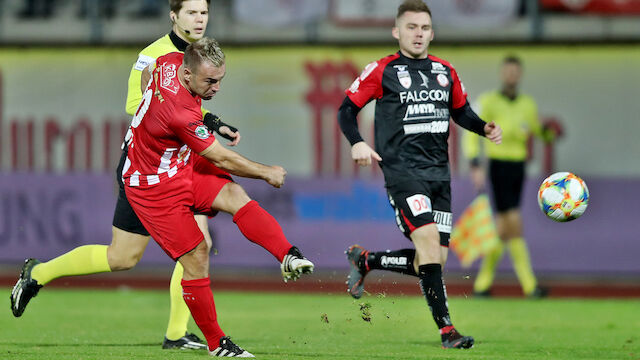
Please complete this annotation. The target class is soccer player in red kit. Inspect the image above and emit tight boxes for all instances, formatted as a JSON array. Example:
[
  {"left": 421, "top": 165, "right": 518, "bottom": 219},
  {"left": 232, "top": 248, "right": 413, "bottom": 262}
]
[{"left": 122, "top": 38, "right": 284, "bottom": 357}]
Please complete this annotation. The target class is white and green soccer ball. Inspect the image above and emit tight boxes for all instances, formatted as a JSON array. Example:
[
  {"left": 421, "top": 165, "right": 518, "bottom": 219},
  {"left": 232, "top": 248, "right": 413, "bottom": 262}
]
[{"left": 537, "top": 172, "right": 589, "bottom": 222}]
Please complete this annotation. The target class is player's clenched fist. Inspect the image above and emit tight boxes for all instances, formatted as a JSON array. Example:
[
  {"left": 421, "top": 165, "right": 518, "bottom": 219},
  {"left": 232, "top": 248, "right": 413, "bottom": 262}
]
[
  {"left": 484, "top": 121, "right": 502, "bottom": 145},
  {"left": 351, "top": 141, "right": 382, "bottom": 167},
  {"left": 266, "top": 165, "right": 287, "bottom": 188}
]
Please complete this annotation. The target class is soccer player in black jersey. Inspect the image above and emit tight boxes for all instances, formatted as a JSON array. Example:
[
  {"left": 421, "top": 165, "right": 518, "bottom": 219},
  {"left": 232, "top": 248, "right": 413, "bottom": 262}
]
[{"left": 338, "top": 0, "right": 502, "bottom": 349}]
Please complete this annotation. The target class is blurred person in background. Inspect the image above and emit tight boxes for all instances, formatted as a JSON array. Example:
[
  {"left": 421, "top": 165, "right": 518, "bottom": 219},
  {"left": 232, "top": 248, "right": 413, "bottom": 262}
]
[
  {"left": 338, "top": 0, "right": 501, "bottom": 349},
  {"left": 10, "top": 0, "right": 313, "bottom": 351},
  {"left": 17, "top": 0, "right": 55, "bottom": 18},
  {"left": 78, "top": 0, "right": 116, "bottom": 19},
  {"left": 131, "top": 0, "right": 163, "bottom": 18},
  {"left": 463, "top": 55, "right": 554, "bottom": 298}
]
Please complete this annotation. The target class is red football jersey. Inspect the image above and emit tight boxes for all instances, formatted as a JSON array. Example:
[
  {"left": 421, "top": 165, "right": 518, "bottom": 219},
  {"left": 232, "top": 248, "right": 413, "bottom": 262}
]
[{"left": 122, "top": 52, "right": 216, "bottom": 188}]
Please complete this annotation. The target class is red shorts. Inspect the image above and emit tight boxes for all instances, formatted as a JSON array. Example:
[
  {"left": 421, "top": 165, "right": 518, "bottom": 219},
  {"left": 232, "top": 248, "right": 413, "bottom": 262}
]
[
  {"left": 125, "top": 175, "right": 204, "bottom": 261},
  {"left": 191, "top": 154, "right": 233, "bottom": 217}
]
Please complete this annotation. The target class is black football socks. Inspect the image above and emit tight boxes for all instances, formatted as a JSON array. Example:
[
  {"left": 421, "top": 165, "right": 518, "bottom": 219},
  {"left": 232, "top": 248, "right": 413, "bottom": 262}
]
[
  {"left": 418, "top": 263, "right": 452, "bottom": 329},
  {"left": 364, "top": 249, "right": 417, "bottom": 276}
]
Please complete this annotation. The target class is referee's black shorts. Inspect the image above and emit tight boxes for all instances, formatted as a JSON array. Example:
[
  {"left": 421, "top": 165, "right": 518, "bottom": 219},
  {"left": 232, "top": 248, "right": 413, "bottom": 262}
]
[
  {"left": 488, "top": 159, "right": 525, "bottom": 212},
  {"left": 112, "top": 149, "right": 150, "bottom": 236}
]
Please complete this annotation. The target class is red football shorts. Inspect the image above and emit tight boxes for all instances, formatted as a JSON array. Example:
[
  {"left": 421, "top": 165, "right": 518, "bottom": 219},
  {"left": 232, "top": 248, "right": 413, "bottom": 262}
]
[
  {"left": 191, "top": 153, "right": 233, "bottom": 217},
  {"left": 125, "top": 175, "right": 204, "bottom": 261}
]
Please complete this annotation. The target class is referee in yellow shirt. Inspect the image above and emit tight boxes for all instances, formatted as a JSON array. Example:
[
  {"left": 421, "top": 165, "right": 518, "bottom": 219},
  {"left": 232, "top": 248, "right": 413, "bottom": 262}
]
[{"left": 463, "top": 56, "right": 553, "bottom": 298}]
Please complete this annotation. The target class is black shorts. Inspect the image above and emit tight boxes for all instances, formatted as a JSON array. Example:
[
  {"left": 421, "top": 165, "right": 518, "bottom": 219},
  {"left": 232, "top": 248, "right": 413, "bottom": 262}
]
[
  {"left": 386, "top": 180, "right": 452, "bottom": 247},
  {"left": 489, "top": 159, "right": 525, "bottom": 212},
  {"left": 112, "top": 149, "right": 150, "bottom": 236}
]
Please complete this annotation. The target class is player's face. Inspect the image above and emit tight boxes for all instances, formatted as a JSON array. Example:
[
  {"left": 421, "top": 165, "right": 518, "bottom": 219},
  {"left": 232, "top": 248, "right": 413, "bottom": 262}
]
[
  {"left": 393, "top": 11, "right": 434, "bottom": 59},
  {"left": 501, "top": 62, "right": 522, "bottom": 89},
  {"left": 187, "top": 61, "right": 226, "bottom": 100},
  {"left": 171, "top": 0, "right": 209, "bottom": 42}
]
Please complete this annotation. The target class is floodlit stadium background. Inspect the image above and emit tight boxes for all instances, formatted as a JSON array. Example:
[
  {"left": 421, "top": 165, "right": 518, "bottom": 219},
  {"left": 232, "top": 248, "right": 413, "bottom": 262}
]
[{"left": 0, "top": 0, "right": 639, "bottom": 296}]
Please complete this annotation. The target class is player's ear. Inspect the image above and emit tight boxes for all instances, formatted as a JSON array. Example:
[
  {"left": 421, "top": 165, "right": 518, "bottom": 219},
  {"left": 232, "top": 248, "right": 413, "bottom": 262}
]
[
  {"left": 170, "top": 11, "right": 176, "bottom": 23},
  {"left": 392, "top": 26, "right": 400, "bottom": 40},
  {"left": 430, "top": 29, "right": 434, "bottom": 41}
]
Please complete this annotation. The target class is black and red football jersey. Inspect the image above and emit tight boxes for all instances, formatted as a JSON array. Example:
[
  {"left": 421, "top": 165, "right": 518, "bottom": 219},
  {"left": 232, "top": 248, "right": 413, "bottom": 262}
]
[{"left": 346, "top": 51, "right": 468, "bottom": 185}]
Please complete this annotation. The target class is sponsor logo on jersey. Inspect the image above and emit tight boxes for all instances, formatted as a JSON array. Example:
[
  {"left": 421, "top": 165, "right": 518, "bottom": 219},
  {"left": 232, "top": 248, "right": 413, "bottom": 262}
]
[
  {"left": 403, "top": 104, "right": 450, "bottom": 121},
  {"left": 406, "top": 194, "right": 432, "bottom": 216},
  {"left": 433, "top": 210, "right": 452, "bottom": 233},
  {"left": 418, "top": 71, "right": 429, "bottom": 88},
  {"left": 160, "top": 63, "right": 180, "bottom": 94},
  {"left": 134, "top": 54, "right": 156, "bottom": 71},
  {"left": 380, "top": 256, "right": 408, "bottom": 267},
  {"left": 437, "top": 74, "right": 449, "bottom": 87},
  {"left": 403, "top": 121, "right": 449, "bottom": 135},
  {"left": 395, "top": 65, "right": 412, "bottom": 89},
  {"left": 399, "top": 89, "right": 450, "bottom": 103},
  {"left": 195, "top": 125, "right": 210, "bottom": 140},
  {"left": 431, "top": 62, "right": 448, "bottom": 74}
]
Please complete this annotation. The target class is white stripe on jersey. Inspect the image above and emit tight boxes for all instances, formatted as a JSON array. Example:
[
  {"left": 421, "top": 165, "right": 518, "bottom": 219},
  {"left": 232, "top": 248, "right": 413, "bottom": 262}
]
[
  {"left": 147, "top": 175, "right": 160, "bottom": 185},
  {"left": 158, "top": 148, "right": 176, "bottom": 174},
  {"left": 130, "top": 171, "right": 141, "bottom": 187}
]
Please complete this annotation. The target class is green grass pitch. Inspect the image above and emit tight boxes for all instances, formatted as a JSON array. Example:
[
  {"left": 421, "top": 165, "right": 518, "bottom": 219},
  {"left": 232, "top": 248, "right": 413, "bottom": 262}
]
[{"left": 2, "top": 288, "right": 639, "bottom": 359}]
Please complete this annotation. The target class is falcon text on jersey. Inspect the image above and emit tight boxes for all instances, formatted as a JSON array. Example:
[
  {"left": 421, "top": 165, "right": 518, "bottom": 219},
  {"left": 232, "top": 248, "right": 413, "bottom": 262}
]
[{"left": 399, "top": 89, "right": 450, "bottom": 103}]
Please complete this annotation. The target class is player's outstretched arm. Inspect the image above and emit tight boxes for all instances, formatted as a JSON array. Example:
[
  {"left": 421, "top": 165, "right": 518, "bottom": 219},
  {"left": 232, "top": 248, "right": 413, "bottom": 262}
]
[{"left": 199, "top": 142, "right": 286, "bottom": 188}]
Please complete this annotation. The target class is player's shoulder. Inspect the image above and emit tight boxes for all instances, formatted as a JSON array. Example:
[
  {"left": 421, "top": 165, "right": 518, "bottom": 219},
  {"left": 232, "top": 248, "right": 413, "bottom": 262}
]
[
  {"left": 157, "top": 51, "right": 184, "bottom": 65},
  {"left": 133, "top": 34, "right": 176, "bottom": 71},
  {"left": 139, "top": 34, "right": 177, "bottom": 58},
  {"left": 518, "top": 93, "right": 537, "bottom": 105},
  {"left": 427, "top": 54, "right": 457, "bottom": 71}
]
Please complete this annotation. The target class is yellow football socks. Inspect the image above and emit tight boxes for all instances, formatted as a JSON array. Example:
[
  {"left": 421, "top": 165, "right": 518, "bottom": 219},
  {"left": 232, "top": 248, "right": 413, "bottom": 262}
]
[
  {"left": 30, "top": 245, "right": 111, "bottom": 286},
  {"left": 473, "top": 241, "right": 504, "bottom": 293},
  {"left": 165, "top": 261, "right": 191, "bottom": 341},
  {"left": 507, "top": 237, "right": 537, "bottom": 295}
]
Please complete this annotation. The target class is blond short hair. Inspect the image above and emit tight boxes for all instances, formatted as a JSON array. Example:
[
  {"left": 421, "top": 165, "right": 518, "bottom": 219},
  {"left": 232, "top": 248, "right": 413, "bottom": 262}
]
[{"left": 184, "top": 37, "right": 225, "bottom": 72}]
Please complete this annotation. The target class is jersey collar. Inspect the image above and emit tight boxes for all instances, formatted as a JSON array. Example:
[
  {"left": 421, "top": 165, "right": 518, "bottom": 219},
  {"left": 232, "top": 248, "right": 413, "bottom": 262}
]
[{"left": 169, "top": 31, "right": 190, "bottom": 52}]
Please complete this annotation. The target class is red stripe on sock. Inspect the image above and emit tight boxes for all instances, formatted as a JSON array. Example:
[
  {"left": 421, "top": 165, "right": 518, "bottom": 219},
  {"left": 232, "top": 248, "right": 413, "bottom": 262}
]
[
  {"left": 233, "top": 200, "right": 292, "bottom": 262},
  {"left": 439, "top": 325, "right": 455, "bottom": 334},
  {"left": 181, "top": 277, "right": 225, "bottom": 351}
]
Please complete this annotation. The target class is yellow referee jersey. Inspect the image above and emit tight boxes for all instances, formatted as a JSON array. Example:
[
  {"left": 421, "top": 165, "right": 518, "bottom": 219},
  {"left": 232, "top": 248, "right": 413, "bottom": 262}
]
[{"left": 463, "top": 90, "right": 542, "bottom": 162}]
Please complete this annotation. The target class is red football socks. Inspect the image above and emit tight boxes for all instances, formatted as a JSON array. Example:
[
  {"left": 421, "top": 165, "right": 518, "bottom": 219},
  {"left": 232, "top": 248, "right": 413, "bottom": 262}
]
[
  {"left": 233, "top": 200, "right": 292, "bottom": 262},
  {"left": 181, "top": 277, "right": 225, "bottom": 351}
]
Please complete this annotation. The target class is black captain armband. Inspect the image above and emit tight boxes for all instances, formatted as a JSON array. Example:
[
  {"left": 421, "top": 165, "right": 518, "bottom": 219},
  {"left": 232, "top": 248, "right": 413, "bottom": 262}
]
[
  {"left": 203, "top": 113, "right": 238, "bottom": 141},
  {"left": 451, "top": 101, "right": 486, "bottom": 137}
]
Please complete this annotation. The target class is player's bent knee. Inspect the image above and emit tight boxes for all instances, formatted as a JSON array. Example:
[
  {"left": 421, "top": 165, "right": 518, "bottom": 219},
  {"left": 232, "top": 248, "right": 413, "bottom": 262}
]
[
  {"left": 108, "top": 227, "right": 150, "bottom": 271},
  {"left": 214, "top": 182, "right": 251, "bottom": 214}
]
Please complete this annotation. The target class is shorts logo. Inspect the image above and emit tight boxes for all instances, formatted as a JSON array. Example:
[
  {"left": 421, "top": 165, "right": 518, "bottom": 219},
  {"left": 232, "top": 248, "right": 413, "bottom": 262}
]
[
  {"left": 406, "top": 194, "right": 432, "bottom": 217},
  {"left": 437, "top": 74, "right": 449, "bottom": 87},
  {"left": 195, "top": 125, "right": 210, "bottom": 140}
]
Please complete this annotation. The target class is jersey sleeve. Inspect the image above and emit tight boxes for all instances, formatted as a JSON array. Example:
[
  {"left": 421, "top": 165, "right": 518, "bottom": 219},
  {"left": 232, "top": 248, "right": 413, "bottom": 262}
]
[
  {"left": 450, "top": 66, "right": 468, "bottom": 110},
  {"left": 169, "top": 106, "right": 217, "bottom": 154},
  {"left": 125, "top": 53, "right": 157, "bottom": 116},
  {"left": 461, "top": 96, "right": 487, "bottom": 161},
  {"left": 345, "top": 60, "right": 384, "bottom": 108}
]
